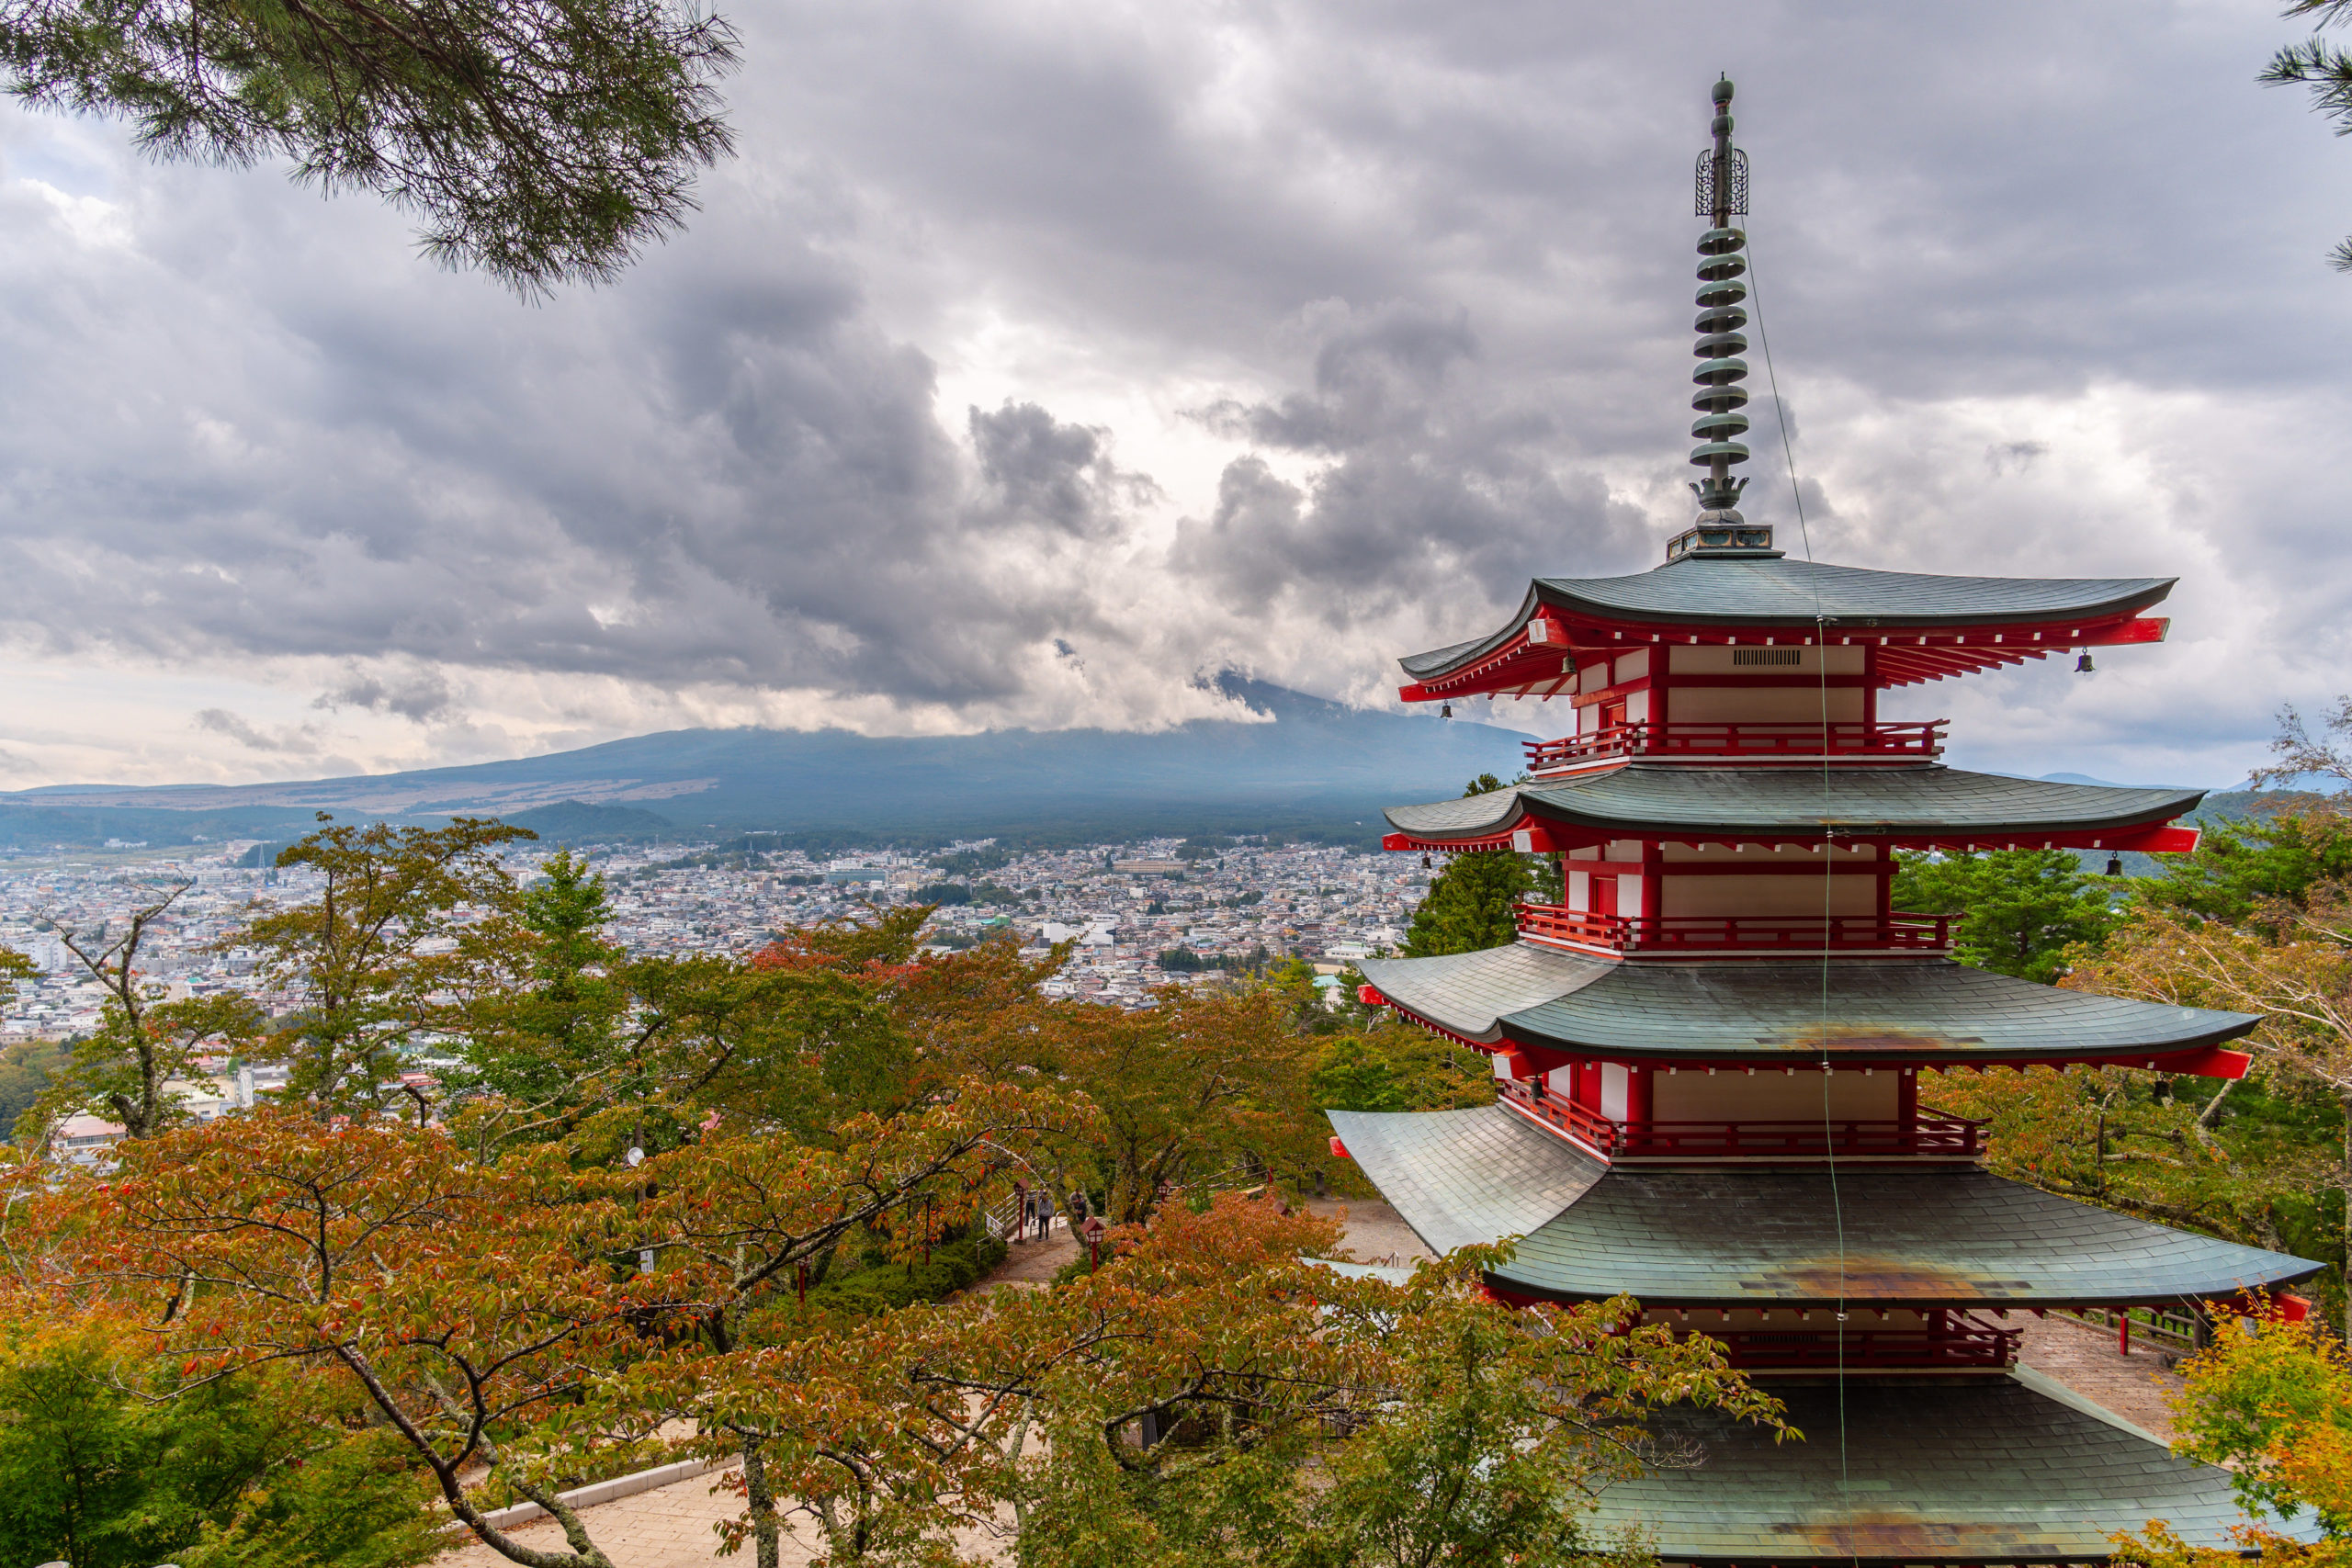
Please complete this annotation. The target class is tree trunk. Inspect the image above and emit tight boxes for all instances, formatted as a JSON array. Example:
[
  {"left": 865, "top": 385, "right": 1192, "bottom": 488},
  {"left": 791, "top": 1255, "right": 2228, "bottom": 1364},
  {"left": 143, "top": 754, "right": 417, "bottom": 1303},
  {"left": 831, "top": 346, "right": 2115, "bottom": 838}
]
[
  {"left": 2340, "top": 1091, "right": 2351, "bottom": 1341},
  {"left": 741, "top": 1435, "right": 782, "bottom": 1568}
]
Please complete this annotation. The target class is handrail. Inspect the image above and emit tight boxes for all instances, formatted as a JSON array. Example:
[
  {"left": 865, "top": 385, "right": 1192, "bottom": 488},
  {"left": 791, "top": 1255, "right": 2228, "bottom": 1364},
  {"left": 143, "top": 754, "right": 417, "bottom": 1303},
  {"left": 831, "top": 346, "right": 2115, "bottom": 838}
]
[
  {"left": 1525, "top": 720, "right": 1946, "bottom": 770},
  {"left": 1497, "top": 1077, "right": 1985, "bottom": 1159},
  {"left": 1515, "top": 904, "right": 1953, "bottom": 954},
  {"left": 1702, "top": 1311, "right": 2021, "bottom": 1371}
]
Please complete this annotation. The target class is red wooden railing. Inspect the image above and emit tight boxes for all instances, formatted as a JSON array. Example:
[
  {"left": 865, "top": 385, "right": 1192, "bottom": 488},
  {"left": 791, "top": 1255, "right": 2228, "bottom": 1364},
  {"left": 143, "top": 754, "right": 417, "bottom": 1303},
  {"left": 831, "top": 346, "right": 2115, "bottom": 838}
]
[
  {"left": 1497, "top": 1077, "right": 1986, "bottom": 1160},
  {"left": 1702, "top": 1311, "right": 2020, "bottom": 1371},
  {"left": 1514, "top": 903, "right": 1953, "bottom": 954},
  {"left": 1523, "top": 720, "right": 1946, "bottom": 771}
]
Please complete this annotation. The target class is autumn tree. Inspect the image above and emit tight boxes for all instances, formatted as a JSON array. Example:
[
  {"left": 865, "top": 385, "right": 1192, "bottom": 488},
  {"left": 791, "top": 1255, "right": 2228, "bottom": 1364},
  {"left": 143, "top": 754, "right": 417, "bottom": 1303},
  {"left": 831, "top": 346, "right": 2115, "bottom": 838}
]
[
  {"left": 245, "top": 815, "right": 534, "bottom": 1120},
  {"left": 715, "top": 1195, "right": 1787, "bottom": 1568},
  {"left": 0, "top": 0, "right": 740, "bottom": 291},
  {"left": 1039, "top": 980, "right": 1337, "bottom": 1224},
  {"left": 22, "top": 1111, "right": 658, "bottom": 1568},
  {"left": 2111, "top": 1304, "right": 2352, "bottom": 1565},
  {"left": 23, "top": 878, "right": 266, "bottom": 1146},
  {"left": 2048, "top": 885, "right": 2352, "bottom": 1330}
]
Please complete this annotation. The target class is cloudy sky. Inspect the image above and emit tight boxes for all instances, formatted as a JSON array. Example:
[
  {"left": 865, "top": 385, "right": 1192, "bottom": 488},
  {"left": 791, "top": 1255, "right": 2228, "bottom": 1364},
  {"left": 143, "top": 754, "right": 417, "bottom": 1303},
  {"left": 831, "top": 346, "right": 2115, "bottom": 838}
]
[{"left": 2, "top": 0, "right": 2346, "bottom": 791}]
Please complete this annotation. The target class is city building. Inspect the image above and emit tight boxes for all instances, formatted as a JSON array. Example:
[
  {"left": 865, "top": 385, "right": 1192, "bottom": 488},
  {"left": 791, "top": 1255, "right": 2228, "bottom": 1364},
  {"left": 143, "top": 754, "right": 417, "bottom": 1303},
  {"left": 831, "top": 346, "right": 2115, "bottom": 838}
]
[{"left": 1335, "top": 78, "right": 2324, "bottom": 1564}]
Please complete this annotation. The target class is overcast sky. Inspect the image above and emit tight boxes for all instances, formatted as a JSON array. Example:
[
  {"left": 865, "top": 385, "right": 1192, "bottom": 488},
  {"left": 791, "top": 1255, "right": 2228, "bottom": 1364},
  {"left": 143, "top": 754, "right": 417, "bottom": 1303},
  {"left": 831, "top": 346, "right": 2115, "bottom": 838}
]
[{"left": 2, "top": 0, "right": 2346, "bottom": 791}]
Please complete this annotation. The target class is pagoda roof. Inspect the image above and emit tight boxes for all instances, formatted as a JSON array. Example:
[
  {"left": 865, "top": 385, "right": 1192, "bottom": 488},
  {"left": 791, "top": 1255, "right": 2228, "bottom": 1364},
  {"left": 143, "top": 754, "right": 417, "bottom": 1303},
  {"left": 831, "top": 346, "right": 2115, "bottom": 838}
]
[
  {"left": 1326, "top": 1105, "right": 2322, "bottom": 1307},
  {"left": 1383, "top": 764, "right": 2202, "bottom": 849},
  {"left": 1399, "top": 557, "right": 2175, "bottom": 682},
  {"left": 1353, "top": 945, "right": 2258, "bottom": 1066},
  {"left": 1581, "top": 1371, "right": 2307, "bottom": 1565}
]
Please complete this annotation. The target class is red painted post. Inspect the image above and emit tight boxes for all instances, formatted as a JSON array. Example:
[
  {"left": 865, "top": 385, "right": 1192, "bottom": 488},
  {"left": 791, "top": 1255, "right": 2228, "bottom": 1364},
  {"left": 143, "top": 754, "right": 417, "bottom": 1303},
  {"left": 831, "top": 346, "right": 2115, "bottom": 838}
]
[{"left": 2119, "top": 1311, "right": 2131, "bottom": 1356}]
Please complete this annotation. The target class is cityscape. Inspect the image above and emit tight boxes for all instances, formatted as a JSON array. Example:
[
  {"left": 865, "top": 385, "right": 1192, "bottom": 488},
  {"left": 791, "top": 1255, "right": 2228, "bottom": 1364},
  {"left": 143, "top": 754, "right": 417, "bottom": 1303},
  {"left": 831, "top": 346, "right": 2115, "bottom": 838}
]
[{"left": 0, "top": 834, "right": 1430, "bottom": 1041}]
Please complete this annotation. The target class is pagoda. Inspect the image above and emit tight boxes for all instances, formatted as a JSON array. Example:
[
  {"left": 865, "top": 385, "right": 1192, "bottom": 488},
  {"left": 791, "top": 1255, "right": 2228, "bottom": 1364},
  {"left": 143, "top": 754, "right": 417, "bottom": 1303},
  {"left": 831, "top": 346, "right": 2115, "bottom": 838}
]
[{"left": 1330, "top": 78, "right": 2324, "bottom": 1564}]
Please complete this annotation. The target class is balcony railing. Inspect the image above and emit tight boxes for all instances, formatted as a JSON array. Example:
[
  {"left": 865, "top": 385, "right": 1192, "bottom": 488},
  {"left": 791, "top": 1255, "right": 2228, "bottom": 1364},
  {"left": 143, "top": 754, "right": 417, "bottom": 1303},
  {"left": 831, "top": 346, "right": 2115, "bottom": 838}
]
[
  {"left": 1498, "top": 1076, "right": 1986, "bottom": 1160},
  {"left": 1701, "top": 1311, "right": 2020, "bottom": 1371},
  {"left": 1515, "top": 904, "right": 1953, "bottom": 955},
  {"left": 1523, "top": 720, "right": 1946, "bottom": 771}
]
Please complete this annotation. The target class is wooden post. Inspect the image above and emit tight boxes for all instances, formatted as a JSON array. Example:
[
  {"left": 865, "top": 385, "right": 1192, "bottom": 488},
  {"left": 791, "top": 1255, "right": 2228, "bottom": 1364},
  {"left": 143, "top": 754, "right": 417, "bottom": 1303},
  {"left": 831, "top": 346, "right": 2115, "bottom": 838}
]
[{"left": 2119, "top": 1311, "right": 2131, "bottom": 1357}]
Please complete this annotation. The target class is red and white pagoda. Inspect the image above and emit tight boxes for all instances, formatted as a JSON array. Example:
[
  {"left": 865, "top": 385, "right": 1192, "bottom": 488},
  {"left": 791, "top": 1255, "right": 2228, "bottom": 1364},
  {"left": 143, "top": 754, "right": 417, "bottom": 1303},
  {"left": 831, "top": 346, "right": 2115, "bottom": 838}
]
[{"left": 1332, "top": 77, "right": 2322, "bottom": 1565}]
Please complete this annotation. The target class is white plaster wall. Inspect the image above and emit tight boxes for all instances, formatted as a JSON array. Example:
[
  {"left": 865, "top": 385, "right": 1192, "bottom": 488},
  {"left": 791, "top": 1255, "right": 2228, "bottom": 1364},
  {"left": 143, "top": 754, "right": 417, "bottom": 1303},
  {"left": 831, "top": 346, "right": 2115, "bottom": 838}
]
[{"left": 1649, "top": 1069, "right": 1901, "bottom": 1122}]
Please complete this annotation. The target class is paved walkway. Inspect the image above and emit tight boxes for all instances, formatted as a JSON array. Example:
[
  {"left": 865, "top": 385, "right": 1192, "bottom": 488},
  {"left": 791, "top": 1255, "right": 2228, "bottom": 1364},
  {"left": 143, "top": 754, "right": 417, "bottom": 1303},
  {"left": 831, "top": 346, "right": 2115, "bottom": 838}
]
[
  {"left": 436, "top": 1202, "right": 2188, "bottom": 1566},
  {"left": 435, "top": 1467, "right": 764, "bottom": 1568},
  {"left": 2017, "top": 1311, "right": 2187, "bottom": 1439}
]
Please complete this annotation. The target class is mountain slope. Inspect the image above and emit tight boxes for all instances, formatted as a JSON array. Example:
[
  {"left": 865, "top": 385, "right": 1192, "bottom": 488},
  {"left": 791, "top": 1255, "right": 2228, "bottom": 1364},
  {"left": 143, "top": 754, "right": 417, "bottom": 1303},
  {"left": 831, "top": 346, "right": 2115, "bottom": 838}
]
[{"left": 0, "top": 678, "right": 1534, "bottom": 847}]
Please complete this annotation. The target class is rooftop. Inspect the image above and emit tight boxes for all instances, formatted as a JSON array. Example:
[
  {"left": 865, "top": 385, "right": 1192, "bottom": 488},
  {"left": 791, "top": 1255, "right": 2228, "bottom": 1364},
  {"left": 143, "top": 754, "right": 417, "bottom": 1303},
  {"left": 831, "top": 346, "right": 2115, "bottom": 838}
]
[
  {"left": 1326, "top": 1105, "right": 2321, "bottom": 1308},
  {"left": 1354, "top": 944, "right": 2257, "bottom": 1066},
  {"left": 1399, "top": 556, "right": 2176, "bottom": 688},
  {"left": 1582, "top": 1371, "right": 2304, "bottom": 1565},
  {"left": 1381, "top": 765, "right": 2203, "bottom": 851}
]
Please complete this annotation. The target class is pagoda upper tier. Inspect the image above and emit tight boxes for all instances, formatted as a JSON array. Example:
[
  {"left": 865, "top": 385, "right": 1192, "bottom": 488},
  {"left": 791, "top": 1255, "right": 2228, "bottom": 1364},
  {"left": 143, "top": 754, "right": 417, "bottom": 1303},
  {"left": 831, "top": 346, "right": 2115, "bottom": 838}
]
[
  {"left": 1396, "top": 551, "right": 2174, "bottom": 704},
  {"left": 1378, "top": 767, "right": 2205, "bottom": 854},
  {"left": 1354, "top": 944, "right": 2257, "bottom": 1073}
]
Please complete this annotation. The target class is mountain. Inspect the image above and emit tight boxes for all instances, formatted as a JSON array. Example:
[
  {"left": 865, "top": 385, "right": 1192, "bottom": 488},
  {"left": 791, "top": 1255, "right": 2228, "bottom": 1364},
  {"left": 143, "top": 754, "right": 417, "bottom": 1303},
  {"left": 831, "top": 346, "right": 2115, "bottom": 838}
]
[{"left": 0, "top": 677, "right": 1534, "bottom": 850}]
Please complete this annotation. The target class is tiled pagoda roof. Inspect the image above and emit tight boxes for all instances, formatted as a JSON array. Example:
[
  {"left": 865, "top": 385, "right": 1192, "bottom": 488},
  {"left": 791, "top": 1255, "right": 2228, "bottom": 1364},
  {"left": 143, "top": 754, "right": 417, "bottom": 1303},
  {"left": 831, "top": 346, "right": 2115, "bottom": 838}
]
[
  {"left": 1325, "top": 1105, "right": 2322, "bottom": 1307},
  {"left": 1382, "top": 765, "right": 2202, "bottom": 846},
  {"left": 1582, "top": 1371, "right": 2306, "bottom": 1565},
  {"left": 1399, "top": 557, "right": 2175, "bottom": 681},
  {"left": 1353, "top": 946, "right": 2258, "bottom": 1066}
]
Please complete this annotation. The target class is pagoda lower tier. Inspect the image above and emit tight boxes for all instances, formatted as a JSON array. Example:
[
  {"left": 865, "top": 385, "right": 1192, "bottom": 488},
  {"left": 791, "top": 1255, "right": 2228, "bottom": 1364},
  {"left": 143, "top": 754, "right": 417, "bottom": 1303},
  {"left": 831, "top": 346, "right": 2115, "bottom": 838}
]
[
  {"left": 1325, "top": 1102, "right": 2324, "bottom": 1562},
  {"left": 1328, "top": 1104, "right": 2322, "bottom": 1311},
  {"left": 1580, "top": 1372, "right": 2317, "bottom": 1566}
]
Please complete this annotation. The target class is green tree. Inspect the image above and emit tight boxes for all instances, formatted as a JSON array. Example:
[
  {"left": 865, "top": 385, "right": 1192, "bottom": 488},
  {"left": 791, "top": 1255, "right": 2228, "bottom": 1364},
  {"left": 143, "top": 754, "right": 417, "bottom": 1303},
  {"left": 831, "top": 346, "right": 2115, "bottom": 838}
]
[
  {"left": 451, "top": 848, "right": 633, "bottom": 1143},
  {"left": 0, "top": 1321, "right": 435, "bottom": 1568},
  {"left": 2263, "top": 1, "right": 2352, "bottom": 272},
  {"left": 1892, "top": 848, "right": 2115, "bottom": 983},
  {"left": 245, "top": 814, "right": 534, "bottom": 1118},
  {"left": 2141, "top": 804, "right": 2352, "bottom": 926},
  {"left": 1, "top": 0, "right": 739, "bottom": 292},
  {"left": 1403, "top": 852, "right": 1531, "bottom": 957},
  {"left": 0, "top": 1037, "right": 68, "bottom": 1144},
  {"left": 1312, "top": 1021, "right": 1492, "bottom": 1114},
  {"left": 1400, "top": 774, "right": 1536, "bottom": 958}
]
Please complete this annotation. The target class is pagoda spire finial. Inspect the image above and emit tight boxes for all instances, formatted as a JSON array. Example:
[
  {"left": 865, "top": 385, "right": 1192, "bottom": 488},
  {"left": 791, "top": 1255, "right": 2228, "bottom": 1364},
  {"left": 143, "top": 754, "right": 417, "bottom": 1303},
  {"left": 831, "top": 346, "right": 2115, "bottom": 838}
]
[{"left": 1669, "top": 76, "right": 1776, "bottom": 561}]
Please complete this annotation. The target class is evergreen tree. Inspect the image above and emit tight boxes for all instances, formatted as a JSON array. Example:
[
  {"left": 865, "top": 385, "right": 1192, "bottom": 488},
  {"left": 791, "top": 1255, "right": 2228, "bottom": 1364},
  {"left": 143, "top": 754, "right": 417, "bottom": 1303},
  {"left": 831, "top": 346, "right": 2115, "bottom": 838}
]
[
  {"left": 1892, "top": 848, "right": 2115, "bottom": 984},
  {"left": 1401, "top": 774, "right": 1533, "bottom": 957},
  {"left": 2262, "top": 1, "right": 2352, "bottom": 273},
  {"left": 0, "top": 0, "right": 739, "bottom": 291}
]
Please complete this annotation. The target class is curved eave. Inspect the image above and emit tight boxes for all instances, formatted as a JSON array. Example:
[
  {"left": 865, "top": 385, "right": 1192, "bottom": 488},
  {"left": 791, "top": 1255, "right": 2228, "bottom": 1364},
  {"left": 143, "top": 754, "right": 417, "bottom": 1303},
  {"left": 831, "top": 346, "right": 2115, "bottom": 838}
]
[
  {"left": 1329, "top": 1106, "right": 2322, "bottom": 1310},
  {"left": 1396, "top": 564, "right": 2177, "bottom": 689},
  {"left": 1381, "top": 768, "right": 2206, "bottom": 852},
  {"left": 1529, "top": 564, "right": 2176, "bottom": 633},
  {"left": 1356, "top": 946, "right": 2260, "bottom": 1066},
  {"left": 1581, "top": 1373, "right": 2310, "bottom": 1565},
  {"left": 1493, "top": 1161, "right": 2322, "bottom": 1309}
]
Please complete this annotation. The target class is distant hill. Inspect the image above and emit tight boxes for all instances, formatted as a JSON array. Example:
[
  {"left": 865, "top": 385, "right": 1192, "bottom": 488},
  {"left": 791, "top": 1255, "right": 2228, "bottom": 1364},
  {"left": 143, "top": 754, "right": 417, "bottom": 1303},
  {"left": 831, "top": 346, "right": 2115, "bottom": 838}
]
[{"left": 0, "top": 677, "right": 1533, "bottom": 851}]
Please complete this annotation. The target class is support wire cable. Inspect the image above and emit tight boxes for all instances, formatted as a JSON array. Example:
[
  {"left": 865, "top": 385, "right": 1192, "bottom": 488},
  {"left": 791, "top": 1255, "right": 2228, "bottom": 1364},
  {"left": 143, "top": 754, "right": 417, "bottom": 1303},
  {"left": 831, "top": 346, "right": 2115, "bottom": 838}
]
[{"left": 1747, "top": 229, "right": 1857, "bottom": 1559}]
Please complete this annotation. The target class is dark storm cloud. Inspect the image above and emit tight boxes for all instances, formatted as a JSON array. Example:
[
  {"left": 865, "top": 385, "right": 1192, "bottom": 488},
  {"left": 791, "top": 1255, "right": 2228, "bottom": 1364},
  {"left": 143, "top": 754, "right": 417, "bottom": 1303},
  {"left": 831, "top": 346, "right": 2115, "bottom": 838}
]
[
  {"left": 0, "top": 0, "right": 2346, "bottom": 779},
  {"left": 1176, "top": 300, "right": 1637, "bottom": 624}
]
